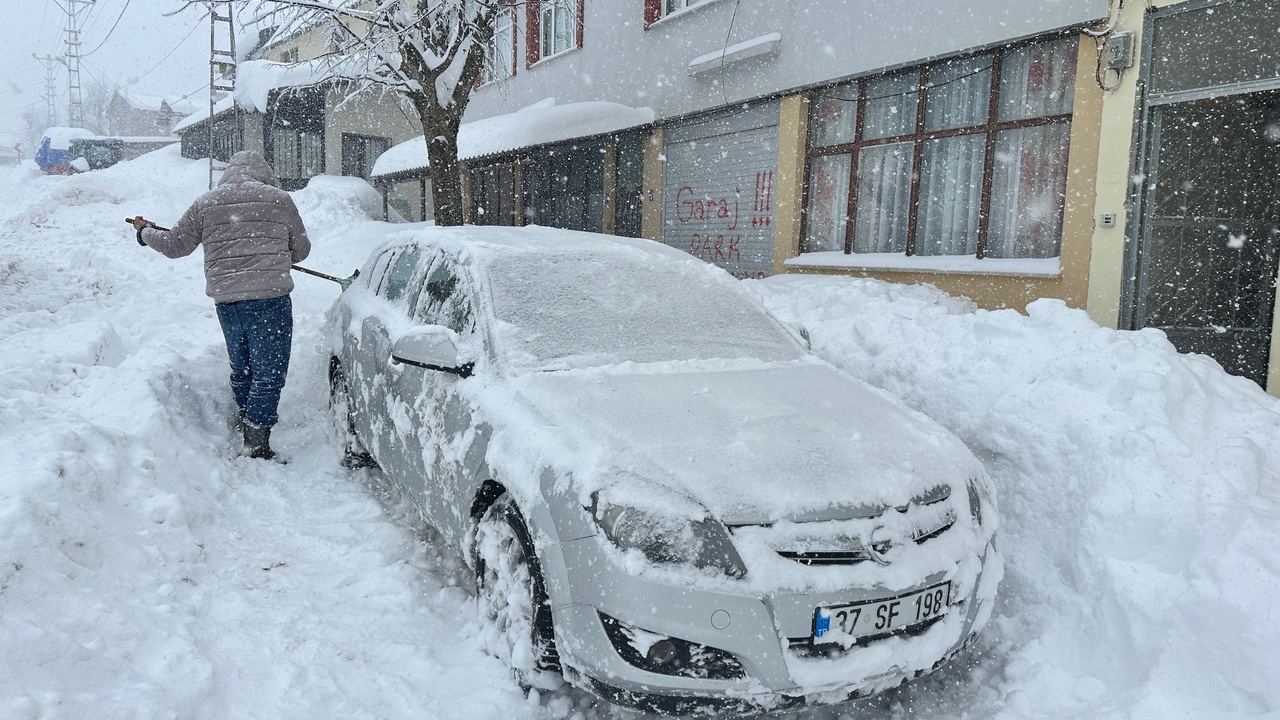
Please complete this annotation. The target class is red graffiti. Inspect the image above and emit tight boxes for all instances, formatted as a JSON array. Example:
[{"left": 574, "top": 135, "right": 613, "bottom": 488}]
[
  {"left": 676, "top": 185, "right": 739, "bottom": 230},
  {"left": 751, "top": 170, "right": 774, "bottom": 229},
  {"left": 689, "top": 233, "right": 741, "bottom": 262}
]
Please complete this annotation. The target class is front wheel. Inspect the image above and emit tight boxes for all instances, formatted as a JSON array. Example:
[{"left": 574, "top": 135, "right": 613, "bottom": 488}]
[
  {"left": 328, "top": 359, "right": 376, "bottom": 469},
  {"left": 474, "top": 495, "right": 562, "bottom": 690}
]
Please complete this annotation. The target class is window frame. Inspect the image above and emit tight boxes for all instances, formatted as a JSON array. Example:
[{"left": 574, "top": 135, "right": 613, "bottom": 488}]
[
  {"left": 480, "top": 1, "right": 517, "bottom": 84},
  {"left": 801, "top": 34, "right": 1079, "bottom": 260},
  {"left": 527, "top": 0, "right": 584, "bottom": 67}
]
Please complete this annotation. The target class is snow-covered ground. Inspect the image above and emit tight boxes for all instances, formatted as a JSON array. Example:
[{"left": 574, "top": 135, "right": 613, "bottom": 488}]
[{"left": 1, "top": 147, "right": 1276, "bottom": 719}]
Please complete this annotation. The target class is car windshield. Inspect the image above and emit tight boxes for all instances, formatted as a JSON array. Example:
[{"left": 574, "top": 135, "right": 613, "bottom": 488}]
[{"left": 486, "top": 251, "right": 804, "bottom": 371}]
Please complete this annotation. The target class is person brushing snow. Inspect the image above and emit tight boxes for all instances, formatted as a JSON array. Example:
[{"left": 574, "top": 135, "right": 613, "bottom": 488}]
[{"left": 129, "top": 150, "right": 311, "bottom": 460}]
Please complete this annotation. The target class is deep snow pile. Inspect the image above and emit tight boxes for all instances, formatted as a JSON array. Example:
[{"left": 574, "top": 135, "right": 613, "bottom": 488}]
[
  {"left": 752, "top": 276, "right": 1280, "bottom": 720},
  {"left": 0, "top": 146, "right": 1276, "bottom": 720}
]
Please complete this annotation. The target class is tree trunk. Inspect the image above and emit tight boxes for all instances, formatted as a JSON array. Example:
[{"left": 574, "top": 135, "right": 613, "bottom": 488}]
[{"left": 421, "top": 106, "right": 466, "bottom": 227}]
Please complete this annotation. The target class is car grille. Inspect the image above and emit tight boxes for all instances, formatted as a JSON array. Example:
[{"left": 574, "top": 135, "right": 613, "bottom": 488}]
[{"left": 730, "top": 485, "right": 957, "bottom": 567}]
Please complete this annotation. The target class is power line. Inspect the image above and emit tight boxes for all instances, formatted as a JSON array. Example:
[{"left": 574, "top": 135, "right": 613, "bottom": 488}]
[
  {"left": 83, "top": 0, "right": 134, "bottom": 57},
  {"left": 130, "top": 13, "right": 206, "bottom": 85}
]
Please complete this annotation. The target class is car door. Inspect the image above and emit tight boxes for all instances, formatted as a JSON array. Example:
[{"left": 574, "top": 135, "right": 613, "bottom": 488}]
[
  {"left": 345, "top": 247, "right": 398, "bottom": 442},
  {"left": 356, "top": 245, "right": 427, "bottom": 469},
  {"left": 384, "top": 253, "right": 481, "bottom": 537}
]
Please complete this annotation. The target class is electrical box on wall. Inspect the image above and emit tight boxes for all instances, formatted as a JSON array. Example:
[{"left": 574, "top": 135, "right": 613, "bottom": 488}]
[{"left": 1105, "top": 32, "right": 1135, "bottom": 70}]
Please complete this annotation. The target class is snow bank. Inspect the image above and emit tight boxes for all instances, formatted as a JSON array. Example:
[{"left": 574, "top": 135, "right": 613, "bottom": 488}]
[
  {"left": 372, "top": 99, "right": 655, "bottom": 177},
  {"left": 751, "top": 275, "right": 1280, "bottom": 719}
]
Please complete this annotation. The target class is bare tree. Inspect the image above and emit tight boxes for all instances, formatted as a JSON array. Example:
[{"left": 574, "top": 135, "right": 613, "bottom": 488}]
[{"left": 250, "top": 0, "right": 503, "bottom": 226}]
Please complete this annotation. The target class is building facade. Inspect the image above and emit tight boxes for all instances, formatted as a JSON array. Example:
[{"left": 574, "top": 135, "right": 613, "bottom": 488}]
[{"left": 456, "top": 0, "right": 1280, "bottom": 394}]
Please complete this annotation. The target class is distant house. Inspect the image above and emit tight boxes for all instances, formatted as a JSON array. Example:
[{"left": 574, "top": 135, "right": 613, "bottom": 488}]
[
  {"left": 106, "top": 91, "right": 200, "bottom": 136},
  {"left": 174, "top": 14, "right": 422, "bottom": 197}
]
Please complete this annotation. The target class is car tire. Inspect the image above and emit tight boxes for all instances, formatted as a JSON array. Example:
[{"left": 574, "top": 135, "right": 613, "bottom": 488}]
[
  {"left": 328, "top": 359, "right": 377, "bottom": 470},
  {"left": 474, "top": 495, "right": 563, "bottom": 691}
]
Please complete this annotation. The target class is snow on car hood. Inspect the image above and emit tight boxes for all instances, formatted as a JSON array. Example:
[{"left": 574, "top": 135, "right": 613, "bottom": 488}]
[{"left": 497, "top": 358, "right": 984, "bottom": 524}]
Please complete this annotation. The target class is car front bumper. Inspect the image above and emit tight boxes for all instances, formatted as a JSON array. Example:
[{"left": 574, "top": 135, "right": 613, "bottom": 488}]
[{"left": 548, "top": 535, "right": 999, "bottom": 714}]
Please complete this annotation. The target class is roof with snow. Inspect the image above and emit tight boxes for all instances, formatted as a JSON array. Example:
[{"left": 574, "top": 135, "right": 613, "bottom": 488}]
[
  {"left": 371, "top": 99, "right": 655, "bottom": 179},
  {"left": 41, "top": 126, "right": 96, "bottom": 151}
]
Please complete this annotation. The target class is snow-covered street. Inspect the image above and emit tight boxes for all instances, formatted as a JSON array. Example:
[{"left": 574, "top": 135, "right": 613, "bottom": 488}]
[{"left": 2, "top": 148, "right": 1278, "bottom": 719}]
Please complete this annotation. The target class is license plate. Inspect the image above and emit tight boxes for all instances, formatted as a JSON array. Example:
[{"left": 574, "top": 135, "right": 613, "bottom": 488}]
[{"left": 813, "top": 582, "right": 950, "bottom": 644}]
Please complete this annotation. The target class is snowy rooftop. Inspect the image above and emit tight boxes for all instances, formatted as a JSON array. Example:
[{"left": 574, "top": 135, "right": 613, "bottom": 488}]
[
  {"left": 371, "top": 98, "right": 655, "bottom": 179},
  {"left": 41, "top": 126, "right": 96, "bottom": 150},
  {"left": 173, "top": 58, "right": 341, "bottom": 133}
]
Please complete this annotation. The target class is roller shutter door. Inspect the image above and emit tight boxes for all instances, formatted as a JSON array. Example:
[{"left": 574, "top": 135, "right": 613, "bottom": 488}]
[{"left": 662, "top": 100, "right": 780, "bottom": 278}]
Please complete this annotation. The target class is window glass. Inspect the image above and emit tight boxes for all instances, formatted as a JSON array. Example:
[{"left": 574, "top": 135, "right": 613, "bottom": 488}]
[
  {"left": 987, "top": 123, "right": 1072, "bottom": 258},
  {"left": 380, "top": 247, "right": 423, "bottom": 311},
  {"left": 541, "top": 0, "right": 575, "bottom": 57},
  {"left": 808, "top": 86, "right": 857, "bottom": 147},
  {"left": 488, "top": 6, "right": 514, "bottom": 80},
  {"left": 664, "top": 0, "right": 706, "bottom": 14},
  {"left": 915, "top": 134, "right": 985, "bottom": 256},
  {"left": 863, "top": 72, "right": 918, "bottom": 141},
  {"left": 924, "top": 55, "right": 992, "bottom": 132},
  {"left": 853, "top": 142, "right": 913, "bottom": 253},
  {"left": 367, "top": 250, "right": 397, "bottom": 293},
  {"left": 417, "top": 258, "right": 474, "bottom": 334},
  {"left": 803, "top": 153, "right": 852, "bottom": 252},
  {"left": 999, "top": 36, "right": 1077, "bottom": 121}
]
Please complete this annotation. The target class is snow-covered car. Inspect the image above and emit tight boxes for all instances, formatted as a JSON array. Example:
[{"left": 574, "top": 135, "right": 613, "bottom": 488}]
[{"left": 324, "top": 226, "right": 1001, "bottom": 714}]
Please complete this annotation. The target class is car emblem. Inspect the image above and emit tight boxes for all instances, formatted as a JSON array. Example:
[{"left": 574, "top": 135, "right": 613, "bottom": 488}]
[{"left": 864, "top": 526, "right": 891, "bottom": 566}]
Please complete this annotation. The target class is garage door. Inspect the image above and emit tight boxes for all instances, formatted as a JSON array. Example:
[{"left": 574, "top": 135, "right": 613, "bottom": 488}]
[{"left": 662, "top": 101, "right": 780, "bottom": 279}]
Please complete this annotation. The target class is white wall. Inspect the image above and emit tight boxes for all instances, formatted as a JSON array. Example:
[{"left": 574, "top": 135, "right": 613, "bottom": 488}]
[{"left": 465, "top": 0, "right": 1109, "bottom": 122}]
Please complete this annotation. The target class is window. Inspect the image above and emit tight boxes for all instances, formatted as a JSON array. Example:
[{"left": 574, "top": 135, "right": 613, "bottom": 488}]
[
  {"left": 341, "top": 133, "right": 391, "bottom": 181},
  {"left": 644, "top": 0, "right": 709, "bottom": 27},
  {"left": 482, "top": 4, "right": 515, "bottom": 83},
  {"left": 802, "top": 35, "right": 1078, "bottom": 260},
  {"left": 417, "top": 258, "right": 475, "bottom": 335},
  {"left": 527, "top": 0, "right": 582, "bottom": 66},
  {"left": 379, "top": 247, "right": 424, "bottom": 315},
  {"left": 280, "top": 47, "right": 299, "bottom": 63}
]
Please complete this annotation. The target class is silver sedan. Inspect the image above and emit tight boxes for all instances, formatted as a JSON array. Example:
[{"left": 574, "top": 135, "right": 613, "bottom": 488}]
[{"left": 324, "top": 226, "right": 1001, "bottom": 715}]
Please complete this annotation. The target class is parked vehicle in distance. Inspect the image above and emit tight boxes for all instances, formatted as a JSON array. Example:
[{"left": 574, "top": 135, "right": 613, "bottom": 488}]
[{"left": 324, "top": 226, "right": 1001, "bottom": 715}]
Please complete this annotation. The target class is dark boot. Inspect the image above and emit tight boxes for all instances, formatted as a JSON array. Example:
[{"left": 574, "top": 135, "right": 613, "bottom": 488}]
[
  {"left": 242, "top": 421, "right": 275, "bottom": 460},
  {"left": 233, "top": 407, "right": 246, "bottom": 432}
]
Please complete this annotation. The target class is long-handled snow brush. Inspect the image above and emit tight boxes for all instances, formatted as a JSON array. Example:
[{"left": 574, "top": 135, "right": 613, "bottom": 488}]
[{"left": 125, "top": 218, "right": 360, "bottom": 290}]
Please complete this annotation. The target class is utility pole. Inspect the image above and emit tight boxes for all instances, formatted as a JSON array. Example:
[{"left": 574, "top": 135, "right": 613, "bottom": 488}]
[
  {"left": 208, "top": 1, "right": 237, "bottom": 189},
  {"left": 56, "top": 0, "right": 96, "bottom": 128},
  {"left": 32, "top": 54, "right": 60, "bottom": 129}
]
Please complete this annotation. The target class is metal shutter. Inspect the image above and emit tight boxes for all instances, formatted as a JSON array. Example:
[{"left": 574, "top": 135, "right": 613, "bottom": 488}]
[{"left": 662, "top": 100, "right": 780, "bottom": 279}]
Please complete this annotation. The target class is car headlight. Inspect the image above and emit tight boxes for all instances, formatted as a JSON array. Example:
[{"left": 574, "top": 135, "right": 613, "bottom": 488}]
[
  {"left": 966, "top": 476, "right": 993, "bottom": 526},
  {"left": 594, "top": 503, "right": 747, "bottom": 579}
]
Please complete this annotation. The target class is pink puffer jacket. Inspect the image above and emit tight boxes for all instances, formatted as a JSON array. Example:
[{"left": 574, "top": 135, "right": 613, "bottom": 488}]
[{"left": 142, "top": 151, "right": 311, "bottom": 304}]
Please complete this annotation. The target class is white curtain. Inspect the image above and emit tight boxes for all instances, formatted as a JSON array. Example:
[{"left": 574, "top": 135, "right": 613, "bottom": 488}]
[
  {"left": 987, "top": 123, "right": 1072, "bottom": 258},
  {"left": 809, "top": 87, "right": 857, "bottom": 147},
  {"left": 924, "top": 57, "right": 991, "bottom": 132},
  {"left": 916, "top": 134, "right": 985, "bottom": 256},
  {"left": 998, "top": 37, "right": 1077, "bottom": 122},
  {"left": 853, "top": 142, "right": 913, "bottom": 253},
  {"left": 803, "top": 154, "right": 851, "bottom": 252},
  {"left": 863, "top": 73, "right": 918, "bottom": 141}
]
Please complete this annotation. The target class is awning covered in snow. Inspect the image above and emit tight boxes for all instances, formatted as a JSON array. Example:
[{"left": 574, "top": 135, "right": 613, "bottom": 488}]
[{"left": 371, "top": 98, "right": 655, "bottom": 180}]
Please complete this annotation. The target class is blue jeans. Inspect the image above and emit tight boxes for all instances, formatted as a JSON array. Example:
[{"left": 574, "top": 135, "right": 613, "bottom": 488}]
[{"left": 215, "top": 295, "right": 293, "bottom": 427}]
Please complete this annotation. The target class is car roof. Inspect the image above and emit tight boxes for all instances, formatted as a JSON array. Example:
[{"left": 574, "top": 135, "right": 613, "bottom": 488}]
[{"left": 384, "top": 225, "right": 709, "bottom": 272}]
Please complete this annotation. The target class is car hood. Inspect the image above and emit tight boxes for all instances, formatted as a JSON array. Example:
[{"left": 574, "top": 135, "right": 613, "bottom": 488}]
[{"left": 499, "top": 360, "right": 984, "bottom": 525}]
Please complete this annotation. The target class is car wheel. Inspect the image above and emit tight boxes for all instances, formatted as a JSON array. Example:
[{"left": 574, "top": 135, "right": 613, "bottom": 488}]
[
  {"left": 328, "top": 359, "right": 377, "bottom": 470},
  {"left": 474, "top": 495, "right": 562, "bottom": 690}
]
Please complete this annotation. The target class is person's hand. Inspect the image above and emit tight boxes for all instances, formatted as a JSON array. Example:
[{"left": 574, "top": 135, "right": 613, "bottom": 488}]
[{"left": 129, "top": 215, "right": 155, "bottom": 230}]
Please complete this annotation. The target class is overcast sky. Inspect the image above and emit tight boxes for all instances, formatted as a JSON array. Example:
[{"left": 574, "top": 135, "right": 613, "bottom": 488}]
[{"left": 0, "top": 0, "right": 214, "bottom": 147}]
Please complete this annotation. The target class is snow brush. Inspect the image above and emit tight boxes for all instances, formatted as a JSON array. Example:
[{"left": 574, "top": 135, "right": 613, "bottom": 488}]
[{"left": 125, "top": 218, "right": 360, "bottom": 290}]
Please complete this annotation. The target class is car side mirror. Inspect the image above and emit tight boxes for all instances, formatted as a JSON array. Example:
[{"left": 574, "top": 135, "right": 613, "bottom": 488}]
[
  {"left": 390, "top": 325, "right": 473, "bottom": 378},
  {"left": 787, "top": 322, "right": 812, "bottom": 350}
]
